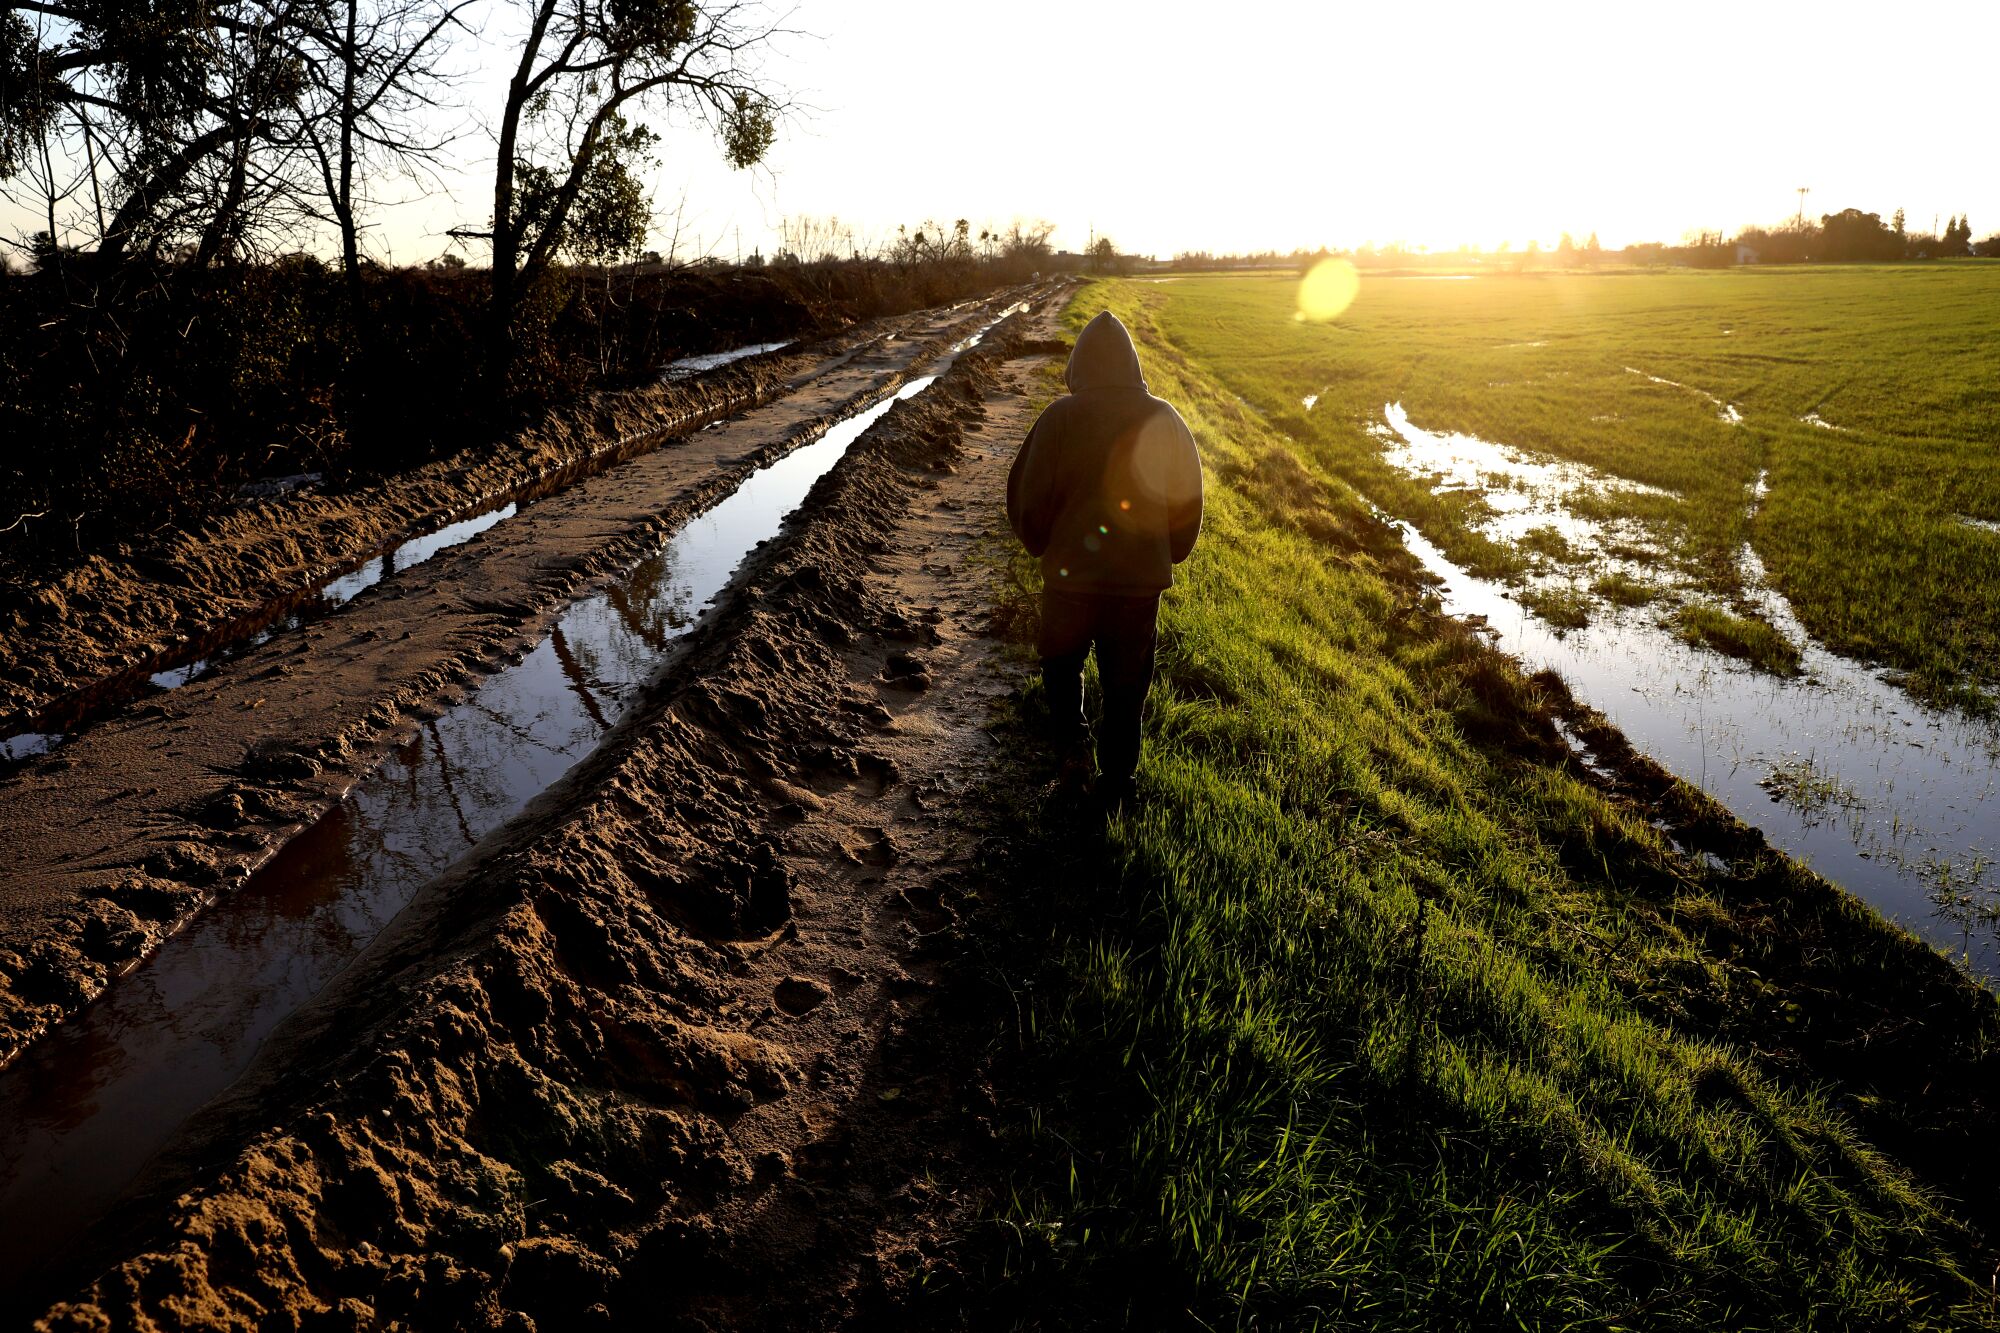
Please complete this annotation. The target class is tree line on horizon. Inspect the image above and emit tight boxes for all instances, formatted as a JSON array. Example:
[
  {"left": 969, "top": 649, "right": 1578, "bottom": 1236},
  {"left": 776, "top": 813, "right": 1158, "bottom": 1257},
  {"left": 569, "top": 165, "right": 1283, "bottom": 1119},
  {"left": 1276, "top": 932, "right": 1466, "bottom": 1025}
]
[
  {"left": 1166, "top": 210, "right": 1997, "bottom": 272},
  {"left": 1641, "top": 207, "right": 1993, "bottom": 266}
]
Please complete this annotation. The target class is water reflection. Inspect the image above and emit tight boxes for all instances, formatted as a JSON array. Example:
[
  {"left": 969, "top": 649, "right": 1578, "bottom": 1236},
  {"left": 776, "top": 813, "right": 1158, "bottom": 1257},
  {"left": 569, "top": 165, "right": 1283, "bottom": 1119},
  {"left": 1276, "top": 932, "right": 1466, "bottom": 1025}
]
[
  {"left": 1375, "top": 401, "right": 1671, "bottom": 553},
  {"left": 321, "top": 503, "right": 517, "bottom": 606},
  {"left": 0, "top": 733, "right": 59, "bottom": 762},
  {"left": 5, "top": 505, "right": 523, "bottom": 762},
  {"left": 663, "top": 340, "right": 793, "bottom": 379}
]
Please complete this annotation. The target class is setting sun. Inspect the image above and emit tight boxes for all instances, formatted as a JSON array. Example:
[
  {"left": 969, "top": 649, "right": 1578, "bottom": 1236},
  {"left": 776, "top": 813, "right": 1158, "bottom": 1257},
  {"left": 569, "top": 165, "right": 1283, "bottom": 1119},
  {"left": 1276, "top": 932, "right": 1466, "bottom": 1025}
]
[{"left": 1296, "top": 256, "right": 1361, "bottom": 320}]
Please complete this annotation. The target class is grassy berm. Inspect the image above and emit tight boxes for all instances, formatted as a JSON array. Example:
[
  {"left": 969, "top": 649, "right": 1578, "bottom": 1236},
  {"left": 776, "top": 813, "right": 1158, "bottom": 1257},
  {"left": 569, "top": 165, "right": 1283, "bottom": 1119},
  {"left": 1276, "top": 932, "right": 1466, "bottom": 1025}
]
[{"left": 959, "top": 281, "right": 2000, "bottom": 1330}]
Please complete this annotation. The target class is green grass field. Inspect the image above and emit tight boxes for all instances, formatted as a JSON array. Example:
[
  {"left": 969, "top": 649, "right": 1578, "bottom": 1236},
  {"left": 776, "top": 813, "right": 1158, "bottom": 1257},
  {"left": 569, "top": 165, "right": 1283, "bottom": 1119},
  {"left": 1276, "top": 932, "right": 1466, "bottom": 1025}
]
[
  {"left": 1140, "top": 263, "right": 2000, "bottom": 709},
  {"left": 970, "top": 279, "right": 2000, "bottom": 1330}
]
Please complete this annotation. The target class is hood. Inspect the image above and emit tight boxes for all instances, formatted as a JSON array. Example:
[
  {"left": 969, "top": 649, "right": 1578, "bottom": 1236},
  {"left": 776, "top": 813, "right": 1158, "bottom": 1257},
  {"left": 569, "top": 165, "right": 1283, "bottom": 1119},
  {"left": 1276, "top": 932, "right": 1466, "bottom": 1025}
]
[{"left": 1066, "top": 310, "right": 1146, "bottom": 392}]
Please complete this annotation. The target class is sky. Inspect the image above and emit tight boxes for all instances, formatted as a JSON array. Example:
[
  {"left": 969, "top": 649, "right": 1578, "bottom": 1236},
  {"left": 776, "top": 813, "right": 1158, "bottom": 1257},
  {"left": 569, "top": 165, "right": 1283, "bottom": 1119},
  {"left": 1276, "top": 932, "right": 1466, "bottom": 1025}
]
[{"left": 11, "top": 0, "right": 1999, "bottom": 262}]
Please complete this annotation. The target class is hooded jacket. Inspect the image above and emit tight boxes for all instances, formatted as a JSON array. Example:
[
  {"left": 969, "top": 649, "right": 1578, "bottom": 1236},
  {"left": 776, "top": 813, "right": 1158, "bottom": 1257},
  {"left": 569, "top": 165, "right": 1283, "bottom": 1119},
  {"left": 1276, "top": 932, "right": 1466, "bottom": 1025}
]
[{"left": 1006, "top": 311, "right": 1203, "bottom": 594}]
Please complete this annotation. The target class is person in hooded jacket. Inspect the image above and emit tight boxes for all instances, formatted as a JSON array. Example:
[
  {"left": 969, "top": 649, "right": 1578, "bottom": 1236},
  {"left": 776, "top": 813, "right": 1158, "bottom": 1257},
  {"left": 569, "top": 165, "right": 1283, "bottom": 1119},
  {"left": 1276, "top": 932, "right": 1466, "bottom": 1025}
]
[{"left": 1007, "top": 310, "right": 1203, "bottom": 806}]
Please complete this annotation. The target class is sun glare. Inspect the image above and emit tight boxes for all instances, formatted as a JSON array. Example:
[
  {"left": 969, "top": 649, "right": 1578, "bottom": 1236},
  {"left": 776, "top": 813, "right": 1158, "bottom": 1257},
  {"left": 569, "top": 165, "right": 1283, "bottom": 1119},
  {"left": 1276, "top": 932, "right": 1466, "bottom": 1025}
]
[{"left": 1296, "top": 258, "right": 1360, "bottom": 322}]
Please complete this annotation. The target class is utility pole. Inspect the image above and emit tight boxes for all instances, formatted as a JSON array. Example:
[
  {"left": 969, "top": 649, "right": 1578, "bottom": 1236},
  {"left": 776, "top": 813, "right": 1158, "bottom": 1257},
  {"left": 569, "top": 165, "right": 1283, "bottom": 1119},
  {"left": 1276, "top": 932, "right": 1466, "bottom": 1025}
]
[{"left": 1794, "top": 186, "right": 1810, "bottom": 227}]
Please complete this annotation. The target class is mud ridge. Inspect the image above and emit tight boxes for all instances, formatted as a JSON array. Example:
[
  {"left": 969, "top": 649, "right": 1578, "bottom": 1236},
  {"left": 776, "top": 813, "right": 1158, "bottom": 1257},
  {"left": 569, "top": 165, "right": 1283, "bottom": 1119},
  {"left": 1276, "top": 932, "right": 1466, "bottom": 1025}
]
[
  {"left": 26, "top": 312, "right": 1044, "bottom": 1328},
  {"left": 0, "top": 288, "right": 1056, "bottom": 1073}
]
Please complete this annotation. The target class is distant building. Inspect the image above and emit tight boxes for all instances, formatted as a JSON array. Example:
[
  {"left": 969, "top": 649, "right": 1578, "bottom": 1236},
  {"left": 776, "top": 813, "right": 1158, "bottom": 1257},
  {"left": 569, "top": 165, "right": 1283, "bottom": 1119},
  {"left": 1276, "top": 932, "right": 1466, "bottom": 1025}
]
[{"left": 1735, "top": 243, "right": 1761, "bottom": 265}]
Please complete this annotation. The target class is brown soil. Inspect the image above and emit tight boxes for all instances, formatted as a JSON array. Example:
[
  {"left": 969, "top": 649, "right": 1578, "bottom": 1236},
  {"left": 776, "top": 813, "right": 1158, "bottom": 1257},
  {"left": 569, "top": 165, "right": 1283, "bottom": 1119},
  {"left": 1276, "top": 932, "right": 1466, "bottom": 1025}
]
[
  {"left": 21, "top": 296, "right": 1071, "bottom": 1328},
  {"left": 0, "top": 286, "right": 1050, "bottom": 1073}
]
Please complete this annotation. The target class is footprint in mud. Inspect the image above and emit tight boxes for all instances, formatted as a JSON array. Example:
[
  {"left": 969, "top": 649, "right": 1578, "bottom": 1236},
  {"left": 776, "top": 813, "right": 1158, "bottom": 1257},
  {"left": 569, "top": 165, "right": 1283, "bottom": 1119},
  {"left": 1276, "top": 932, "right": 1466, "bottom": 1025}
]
[
  {"left": 875, "top": 605, "right": 943, "bottom": 646},
  {"left": 855, "top": 753, "right": 900, "bottom": 796},
  {"left": 100, "top": 875, "right": 203, "bottom": 922},
  {"left": 845, "top": 827, "right": 898, "bottom": 868},
  {"left": 191, "top": 789, "right": 251, "bottom": 830},
  {"left": 141, "top": 842, "right": 223, "bottom": 886},
  {"left": 774, "top": 976, "right": 831, "bottom": 1016},
  {"left": 897, "top": 881, "right": 955, "bottom": 934},
  {"left": 799, "top": 744, "right": 861, "bottom": 790},
  {"left": 79, "top": 901, "right": 151, "bottom": 964},
  {"left": 841, "top": 695, "right": 895, "bottom": 729},
  {"left": 879, "top": 650, "right": 932, "bottom": 693}
]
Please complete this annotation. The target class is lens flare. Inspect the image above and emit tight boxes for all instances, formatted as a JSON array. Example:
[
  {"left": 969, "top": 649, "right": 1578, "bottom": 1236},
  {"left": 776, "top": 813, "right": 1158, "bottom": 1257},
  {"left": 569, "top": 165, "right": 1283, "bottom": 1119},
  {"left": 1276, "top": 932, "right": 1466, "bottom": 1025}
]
[{"left": 1296, "top": 258, "right": 1360, "bottom": 322}]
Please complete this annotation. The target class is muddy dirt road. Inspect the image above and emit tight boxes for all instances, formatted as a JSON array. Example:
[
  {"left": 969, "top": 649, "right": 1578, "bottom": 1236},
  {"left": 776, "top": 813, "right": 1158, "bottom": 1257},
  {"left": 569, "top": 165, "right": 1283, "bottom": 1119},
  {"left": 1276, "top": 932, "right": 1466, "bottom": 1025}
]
[
  {"left": 0, "top": 287, "right": 1044, "bottom": 1071},
  {"left": 0, "top": 284, "right": 1068, "bottom": 1327}
]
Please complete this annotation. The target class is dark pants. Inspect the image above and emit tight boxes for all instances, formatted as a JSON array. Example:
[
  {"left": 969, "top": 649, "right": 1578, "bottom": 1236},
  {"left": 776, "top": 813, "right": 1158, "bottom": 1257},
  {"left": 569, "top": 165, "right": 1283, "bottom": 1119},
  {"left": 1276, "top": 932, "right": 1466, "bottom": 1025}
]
[{"left": 1038, "top": 587, "right": 1161, "bottom": 784}]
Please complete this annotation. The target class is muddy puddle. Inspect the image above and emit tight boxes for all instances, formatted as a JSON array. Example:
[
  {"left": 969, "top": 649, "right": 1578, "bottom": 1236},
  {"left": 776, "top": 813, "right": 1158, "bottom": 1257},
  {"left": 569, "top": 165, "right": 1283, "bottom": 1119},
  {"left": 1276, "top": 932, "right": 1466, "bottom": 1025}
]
[
  {"left": 0, "top": 313, "right": 1015, "bottom": 1300},
  {"left": 0, "top": 733, "right": 58, "bottom": 763},
  {"left": 1373, "top": 403, "right": 2000, "bottom": 979},
  {"left": 663, "top": 339, "right": 793, "bottom": 379},
  {"left": 144, "top": 504, "right": 526, "bottom": 698}
]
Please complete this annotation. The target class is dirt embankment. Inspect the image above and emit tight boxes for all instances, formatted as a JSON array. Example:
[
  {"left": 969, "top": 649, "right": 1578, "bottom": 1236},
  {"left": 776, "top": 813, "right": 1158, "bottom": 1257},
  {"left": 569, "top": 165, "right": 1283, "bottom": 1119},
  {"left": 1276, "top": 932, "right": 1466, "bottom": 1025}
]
[
  {"left": 0, "top": 311, "right": 913, "bottom": 731},
  {"left": 28, "top": 310, "right": 1061, "bottom": 1329},
  {"left": 0, "top": 290, "right": 1051, "bottom": 1075}
]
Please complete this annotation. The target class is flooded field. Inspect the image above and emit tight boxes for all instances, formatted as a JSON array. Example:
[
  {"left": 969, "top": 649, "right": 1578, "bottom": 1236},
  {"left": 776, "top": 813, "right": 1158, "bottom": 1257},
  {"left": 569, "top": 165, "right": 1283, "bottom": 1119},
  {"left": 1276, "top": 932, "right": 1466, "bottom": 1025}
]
[
  {"left": 1375, "top": 403, "right": 2000, "bottom": 973},
  {"left": 1150, "top": 266, "right": 2000, "bottom": 977}
]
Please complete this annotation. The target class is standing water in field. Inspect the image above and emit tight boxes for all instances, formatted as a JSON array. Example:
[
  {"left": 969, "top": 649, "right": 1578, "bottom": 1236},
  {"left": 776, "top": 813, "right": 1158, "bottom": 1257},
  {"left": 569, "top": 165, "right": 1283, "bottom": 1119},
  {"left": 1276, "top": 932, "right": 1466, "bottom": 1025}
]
[
  {"left": 1623, "top": 366, "right": 1743, "bottom": 425},
  {"left": 0, "top": 312, "right": 1013, "bottom": 1302},
  {"left": 1373, "top": 403, "right": 2000, "bottom": 979}
]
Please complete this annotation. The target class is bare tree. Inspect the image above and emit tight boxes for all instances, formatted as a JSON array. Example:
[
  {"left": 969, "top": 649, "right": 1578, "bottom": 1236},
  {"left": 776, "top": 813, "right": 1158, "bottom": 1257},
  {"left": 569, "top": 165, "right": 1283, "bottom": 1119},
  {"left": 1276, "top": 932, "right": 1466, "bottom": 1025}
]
[
  {"left": 482, "top": 0, "right": 789, "bottom": 389},
  {"left": 778, "top": 213, "right": 854, "bottom": 265},
  {"left": 1002, "top": 218, "right": 1054, "bottom": 260},
  {"left": 295, "top": 0, "right": 475, "bottom": 294}
]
